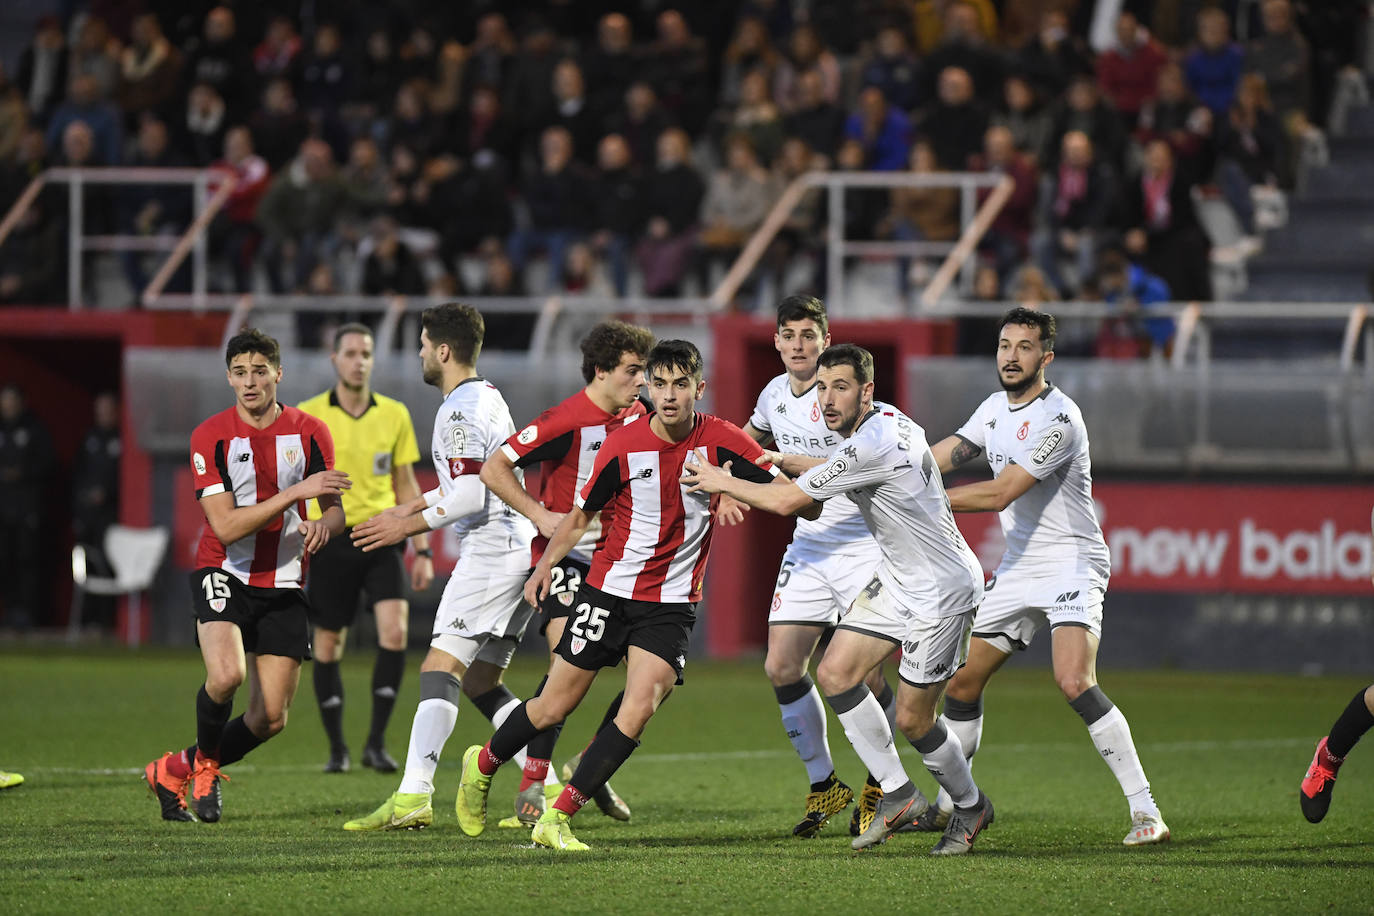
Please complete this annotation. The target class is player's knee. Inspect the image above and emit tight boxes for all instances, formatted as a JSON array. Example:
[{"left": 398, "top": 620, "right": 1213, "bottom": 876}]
[
  {"left": 1056, "top": 672, "right": 1095, "bottom": 701},
  {"left": 895, "top": 706, "right": 936, "bottom": 741},
  {"left": 763, "top": 652, "right": 805, "bottom": 687},
  {"left": 529, "top": 694, "right": 574, "bottom": 728},
  {"left": 815, "top": 658, "right": 858, "bottom": 697},
  {"left": 205, "top": 670, "right": 244, "bottom": 700},
  {"left": 615, "top": 698, "right": 656, "bottom": 736}
]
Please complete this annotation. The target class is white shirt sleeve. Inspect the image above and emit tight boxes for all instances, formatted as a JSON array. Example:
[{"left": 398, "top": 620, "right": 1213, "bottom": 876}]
[
  {"left": 421, "top": 474, "right": 485, "bottom": 529},
  {"left": 1015, "top": 415, "right": 1080, "bottom": 480},
  {"left": 795, "top": 433, "right": 891, "bottom": 500}
]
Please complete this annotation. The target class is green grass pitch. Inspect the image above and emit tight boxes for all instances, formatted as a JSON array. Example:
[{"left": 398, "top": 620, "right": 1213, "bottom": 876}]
[{"left": 1, "top": 646, "right": 1371, "bottom": 914}]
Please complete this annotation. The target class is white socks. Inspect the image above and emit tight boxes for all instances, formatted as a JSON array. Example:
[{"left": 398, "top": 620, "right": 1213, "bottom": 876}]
[
  {"left": 913, "top": 720, "right": 978, "bottom": 808},
  {"left": 1087, "top": 707, "right": 1159, "bottom": 816},
  {"left": 833, "top": 690, "right": 908, "bottom": 794},
  {"left": 780, "top": 684, "right": 834, "bottom": 785},
  {"left": 398, "top": 697, "right": 458, "bottom": 795},
  {"left": 933, "top": 712, "right": 982, "bottom": 812}
]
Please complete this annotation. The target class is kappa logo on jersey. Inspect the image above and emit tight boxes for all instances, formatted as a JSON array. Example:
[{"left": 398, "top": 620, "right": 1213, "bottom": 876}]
[
  {"left": 1016, "top": 421, "right": 1030, "bottom": 441},
  {"left": 1031, "top": 429, "right": 1064, "bottom": 465},
  {"left": 985, "top": 418, "right": 996, "bottom": 429},
  {"left": 518, "top": 424, "right": 538, "bottom": 445},
  {"left": 193, "top": 452, "right": 207, "bottom": 474},
  {"left": 842, "top": 445, "right": 858, "bottom": 460},
  {"left": 1054, "top": 413, "right": 1071, "bottom": 424},
  {"left": 774, "top": 402, "right": 787, "bottom": 415},
  {"left": 448, "top": 411, "right": 466, "bottom": 423},
  {"left": 810, "top": 401, "right": 820, "bottom": 422},
  {"left": 447, "top": 616, "right": 467, "bottom": 631},
  {"left": 807, "top": 457, "right": 847, "bottom": 489}
]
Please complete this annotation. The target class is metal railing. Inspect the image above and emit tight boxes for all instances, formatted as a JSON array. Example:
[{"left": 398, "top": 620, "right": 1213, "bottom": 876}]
[
  {"left": 710, "top": 170, "right": 1012, "bottom": 314},
  {"left": 0, "top": 167, "right": 235, "bottom": 309}
]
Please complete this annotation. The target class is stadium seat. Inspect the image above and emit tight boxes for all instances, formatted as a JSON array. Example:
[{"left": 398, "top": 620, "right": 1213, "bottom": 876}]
[{"left": 69, "top": 525, "right": 170, "bottom": 647}]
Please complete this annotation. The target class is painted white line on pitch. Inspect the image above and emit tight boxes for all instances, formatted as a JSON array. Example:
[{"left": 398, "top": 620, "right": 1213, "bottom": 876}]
[{"left": 26, "top": 736, "right": 1316, "bottom": 777}]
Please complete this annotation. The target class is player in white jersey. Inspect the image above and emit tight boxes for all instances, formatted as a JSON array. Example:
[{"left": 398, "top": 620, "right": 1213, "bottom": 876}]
[
  {"left": 684, "top": 344, "right": 994, "bottom": 856},
  {"left": 923, "top": 307, "right": 1169, "bottom": 847},
  {"left": 738, "top": 296, "right": 892, "bottom": 838},
  {"left": 342, "top": 303, "right": 538, "bottom": 831}
]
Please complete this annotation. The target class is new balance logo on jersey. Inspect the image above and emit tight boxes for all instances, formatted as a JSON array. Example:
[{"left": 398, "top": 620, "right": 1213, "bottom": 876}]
[
  {"left": 588, "top": 440, "right": 602, "bottom": 451},
  {"left": 1055, "top": 591, "right": 1080, "bottom": 604},
  {"left": 634, "top": 467, "right": 654, "bottom": 479},
  {"left": 235, "top": 452, "right": 250, "bottom": 462}
]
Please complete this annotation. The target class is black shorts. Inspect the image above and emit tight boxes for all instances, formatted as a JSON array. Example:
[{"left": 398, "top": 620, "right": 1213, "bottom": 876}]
[
  {"left": 189, "top": 567, "right": 312, "bottom": 659},
  {"left": 305, "top": 531, "right": 406, "bottom": 632},
  {"left": 554, "top": 583, "right": 695, "bottom": 685},
  {"left": 537, "top": 556, "right": 591, "bottom": 635}
]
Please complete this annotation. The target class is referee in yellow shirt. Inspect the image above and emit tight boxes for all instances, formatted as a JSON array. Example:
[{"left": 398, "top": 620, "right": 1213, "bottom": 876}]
[{"left": 299, "top": 323, "right": 434, "bottom": 773}]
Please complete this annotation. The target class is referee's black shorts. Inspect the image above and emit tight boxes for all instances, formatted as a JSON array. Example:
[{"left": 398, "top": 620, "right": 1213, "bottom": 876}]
[{"left": 305, "top": 530, "right": 406, "bottom": 631}]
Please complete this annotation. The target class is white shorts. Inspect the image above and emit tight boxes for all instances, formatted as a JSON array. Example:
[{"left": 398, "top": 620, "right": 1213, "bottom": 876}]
[
  {"left": 430, "top": 549, "right": 533, "bottom": 669},
  {"left": 768, "top": 542, "right": 882, "bottom": 628},
  {"left": 972, "top": 564, "right": 1107, "bottom": 655},
  {"left": 839, "top": 575, "right": 975, "bottom": 687}
]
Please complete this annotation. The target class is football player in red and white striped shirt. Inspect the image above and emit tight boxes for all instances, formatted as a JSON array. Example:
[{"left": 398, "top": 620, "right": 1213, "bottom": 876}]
[
  {"left": 479, "top": 320, "right": 655, "bottom": 827},
  {"left": 455, "top": 340, "right": 815, "bottom": 850},
  {"left": 145, "top": 329, "right": 350, "bottom": 824}
]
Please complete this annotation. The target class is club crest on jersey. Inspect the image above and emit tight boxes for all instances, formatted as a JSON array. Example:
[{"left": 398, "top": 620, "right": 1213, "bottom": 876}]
[
  {"left": 810, "top": 402, "right": 820, "bottom": 422},
  {"left": 209, "top": 597, "right": 226, "bottom": 613},
  {"left": 557, "top": 591, "right": 575, "bottom": 607},
  {"left": 807, "top": 457, "right": 847, "bottom": 489},
  {"left": 1016, "top": 420, "right": 1030, "bottom": 440},
  {"left": 283, "top": 446, "right": 301, "bottom": 466},
  {"left": 518, "top": 425, "right": 538, "bottom": 445},
  {"left": 570, "top": 636, "right": 586, "bottom": 655},
  {"left": 193, "top": 452, "right": 206, "bottom": 474}
]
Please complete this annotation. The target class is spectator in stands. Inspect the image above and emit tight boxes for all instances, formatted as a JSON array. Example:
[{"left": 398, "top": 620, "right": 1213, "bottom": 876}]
[
  {"left": 969, "top": 125, "right": 1038, "bottom": 278},
  {"left": 56, "top": 119, "right": 115, "bottom": 236},
  {"left": 643, "top": 9, "right": 711, "bottom": 135},
  {"left": 339, "top": 136, "right": 391, "bottom": 235},
  {"left": 418, "top": 152, "right": 513, "bottom": 264},
  {"left": 184, "top": 6, "right": 252, "bottom": 121},
  {"left": 584, "top": 13, "right": 638, "bottom": 128},
  {"left": 396, "top": 24, "right": 439, "bottom": 87},
  {"left": 697, "top": 132, "right": 778, "bottom": 297},
  {"left": 479, "top": 251, "right": 534, "bottom": 350},
  {"left": 607, "top": 81, "right": 673, "bottom": 170},
  {"left": 480, "top": 251, "right": 525, "bottom": 296},
  {"left": 859, "top": 24, "right": 921, "bottom": 113},
  {"left": 71, "top": 391, "right": 122, "bottom": 634},
  {"left": 1216, "top": 73, "right": 1287, "bottom": 235},
  {"left": 636, "top": 127, "right": 704, "bottom": 296},
  {"left": 0, "top": 189, "right": 61, "bottom": 304},
  {"left": 257, "top": 138, "right": 350, "bottom": 293},
  {"left": 1185, "top": 6, "right": 1245, "bottom": 117},
  {"left": 784, "top": 68, "right": 844, "bottom": 162},
  {"left": 507, "top": 125, "right": 591, "bottom": 292},
  {"left": 921, "top": 0, "right": 1004, "bottom": 99},
  {"left": 1118, "top": 139, "right": 1212, "bottom": 302},
  {"left": 1094, "top": 248, "right": 1174, "bottom": 358},
  {"left": 546, "top": 59, "right": 599, "bottom": 164},
  {"left": 361, "top": 216, "right": 426, "bottom": 296},
  {"left": 1031, "top": 130, "right": 1116, "bottom": 297},
  {"left": 992, "top": 73, "right": 1053, "bottom": 166},
  {"left": 724, "top": 69, "right": 785, "bottom": 165},
  {"left": 68, "top": 16, "right": 121, "bottom": 103},
  {"left": 1244, "top": 0, "right": 1311, "bottom": 131},
  {"left": 560, "top": 241, "right": 609, "bottom": 295},
  {"left": 250, "top": 78, "right": 310, "bottom": 171},
  {"left": 720, "top": 16, "right": 778, "bottom": 109},
  {"left": 1016, "top": 8, "right": 1093, "bottom": 99},
  {"left": 119, "top": 115, "right": 190, "bottom": 297},
  {"left": 883, "top": 140, "right": 960, "bottom": 298},
  {"left": 830, "top": 137, "right": 888, "bottom": 244},
  {"left": 388, "top": 81, "right": 442, "bottom": 162},
  {"left": 1045, "top": 74, "right": 1126, "bottom": 170},
  {"left": 844, "top": 86, "right": 913, "bottom": 171},
  {"left": 208, "top": 126, "right": 270, "bottom": 293},
  {"left": 766, "top": 135, "right": 824, "bottom": 293},
  {"left": 16, "top": 15, "right": 67, "bottom": 126},
  {"left": 920, "top": 66, "right": 989, "bottom": 171},
  {"left": 1095, "top": 11, "right": 1168, "bottom": 128},
  {"left": 773, "top": 24, "right": 841, "bottom": 114},
  {"left": 358, "top": 29, "right": 400, "bottom": 130},
  {"left": 0, "top": 69, "right": 28, "bottom": 165},
  {"left": 47, "top": 74, "right": 123, "bottom": 167},
  {"left": 119, "top": 13, "right": 182, "bottom": 126},
  {"left": 453, "top": 83, "right": 518, "bottom": 174},
  {"left": 506, "top": 23, "right": 563, "bottom": 156},
  {"left": 462, "top": 14, "right": 517, "bottom": 108},
  {"left": 0, "top": 383, "right": 53, "bottom": 629},
  {"left": 912, "top": 0, "right": 998, "bottom": 55},
  {"left": 254, "top": 15, "right": 302, "bottom": 86},
  {"left": 1134, "top": 63, "right": 1214, "bottom": 180},
  {"left": 179, "top": 82, "right": 228, "bottom": 166},
  {"left": 590, "top": 134, "right": 643, "bottom": 297}
]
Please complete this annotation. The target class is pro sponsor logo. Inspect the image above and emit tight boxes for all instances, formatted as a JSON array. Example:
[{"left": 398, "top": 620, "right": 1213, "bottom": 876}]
[
  {"left": 193, "top": 452, "right": 206, "bottom": 474},
  {"left": 446, "top": 424, "right": 467, "bottom": 454},
  {"left": 518, "top": 425, "right": 538, "bottom": 445},
  {"left": 1031, "top": 429, "right": 1064, "bottom": 466},
  {"left": 806, "top": 457, "right": 847, "bottom": 489}
]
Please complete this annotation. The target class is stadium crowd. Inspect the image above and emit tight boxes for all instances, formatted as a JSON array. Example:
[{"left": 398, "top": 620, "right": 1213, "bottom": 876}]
[{"left": 0, "top": 0, "right": 1366, "bottom": 352}]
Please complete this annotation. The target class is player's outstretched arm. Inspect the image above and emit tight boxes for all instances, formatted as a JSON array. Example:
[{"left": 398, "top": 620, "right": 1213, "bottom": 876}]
[
  {"left": 930, "top": 434, "right": 983, "bottom": 476},
  {"left": 525, "top": 506, "right": 593, "bottom": 608},
  {"left": 945, "top": 463, "right": 1039, "bottom": 512},
  {"left": 352, "top": 475, "right": 486, "bottom": 551},
  {"left": 480, "top": 448, "right": 564, "bottom": 538},
  {"left": 298, "top": 494, "right": 345, "bottom": 553},
  {"left": 682, "top": 449, "right": 820, "bottom": 520},
  {"left": 755, "top": 449, "right": 826, "bottom": 478},
  {"left": 199, "top": 469, "right": 351, "bottom": 546}
]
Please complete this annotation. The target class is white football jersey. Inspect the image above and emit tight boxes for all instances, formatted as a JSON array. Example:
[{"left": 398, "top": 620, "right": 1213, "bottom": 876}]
[
  {"left": 955, "top": 385, "right": 1110, "bottom": 575},
  {"left": 749, "top": 373, "right": 876, "bottom": 549},
  {"left": 430, "top": 377, "right": 535, "bottom": 555},
  {"left": 797, "top": 407, "right": 983, "bottom": 618}
]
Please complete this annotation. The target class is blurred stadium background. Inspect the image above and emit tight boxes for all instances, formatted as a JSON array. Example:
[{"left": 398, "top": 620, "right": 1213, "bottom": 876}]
[{"left": 0, "top": 0, "right": 1371, "bottom": 678}]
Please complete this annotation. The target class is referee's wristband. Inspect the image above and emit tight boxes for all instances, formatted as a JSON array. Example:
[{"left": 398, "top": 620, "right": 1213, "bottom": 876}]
[{"left": 413, "top": 548, "right": 433, "bottom": 558}]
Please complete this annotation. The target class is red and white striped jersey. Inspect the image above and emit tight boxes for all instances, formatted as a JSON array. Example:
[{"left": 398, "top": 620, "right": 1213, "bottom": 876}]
[
  {"left": 190, "top": 405, "right": 334, "bottom": 589},
  {"left": 501, "top": 390, "right": 647, "bottom": 565},
  {"left": 576, "top": 413, "right": 776, "bottom": 603}
]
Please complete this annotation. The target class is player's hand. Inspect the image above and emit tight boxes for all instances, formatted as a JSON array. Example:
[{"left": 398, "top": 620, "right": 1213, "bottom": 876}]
[
  {"left": 410, "top": 554, "right": 434, "bottom": 591},
  {"left": 297, "top": 518, "right": 332, "bottom": 553},
  {"left": 682, "top": 447, "right": 729, "bottom": 495},
  {"left": 351, "top": 511, "right": 411, "bottom": 552},
  {"left": 715, "top": 493, "right": 748, "bottom": 526},
  {"left": 524, "top": 562, "right": 553, "bottom": 609},
  {"left": 755, "top": 449, "right": 785, "bottom": 473},
  {"left": 292, "top": 469, "right": 352, "bottom": 500},
  {"left": 535, "top": 507, "right": 567, "bottom": 540}
]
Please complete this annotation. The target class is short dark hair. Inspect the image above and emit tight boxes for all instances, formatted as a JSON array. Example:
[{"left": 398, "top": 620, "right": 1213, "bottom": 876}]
[
  {"left": 646, "top": 339, "right": 702, "bottom": 381},
  {"left": 776, "top": 295, "right": 828, "bottom": 336},
  {"left": 580, "top": 320, "right": 656, "bottom": 383},
  {"left": 999, "top": 306, "right": 1056, "bottom": 351},
  {"left": 421, "top": 303, "right": 484, "bottom": 365},
  {"left": 225, "top": 328, "right": 281, "bottom": 368},
  {"left": 817, "top": 343, "right": 873, "bottom": 385},
  {"left": 332, "top": 322, "right": 374, "bottom": 352}
]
